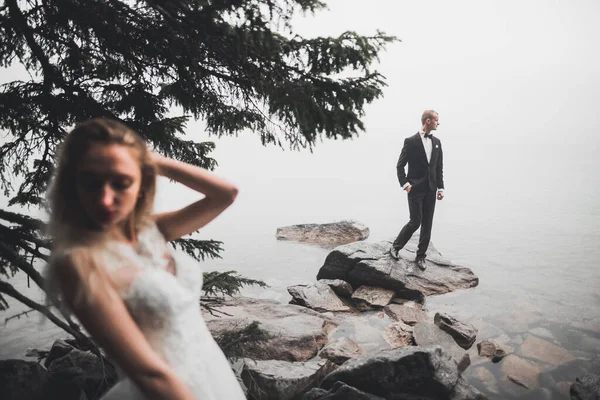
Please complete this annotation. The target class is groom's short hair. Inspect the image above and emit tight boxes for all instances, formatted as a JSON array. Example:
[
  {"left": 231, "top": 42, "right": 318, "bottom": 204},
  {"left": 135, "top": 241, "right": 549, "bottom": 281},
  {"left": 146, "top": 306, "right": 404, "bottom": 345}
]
[{"left": 421, "top": 110, "right": 438, "bottom": 125}]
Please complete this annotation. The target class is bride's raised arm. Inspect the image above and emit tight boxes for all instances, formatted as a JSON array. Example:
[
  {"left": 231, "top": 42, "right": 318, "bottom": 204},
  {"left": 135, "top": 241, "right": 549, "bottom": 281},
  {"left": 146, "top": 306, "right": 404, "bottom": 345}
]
[{"left": 151, "top": 153, "right": 239, "bottom": 242}]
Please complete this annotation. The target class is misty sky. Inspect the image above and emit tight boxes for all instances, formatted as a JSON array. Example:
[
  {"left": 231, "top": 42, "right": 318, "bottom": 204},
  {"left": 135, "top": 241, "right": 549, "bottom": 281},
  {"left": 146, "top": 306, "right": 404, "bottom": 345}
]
[{"left": 2, "top": 0, "right": 599, "bottom": 230}]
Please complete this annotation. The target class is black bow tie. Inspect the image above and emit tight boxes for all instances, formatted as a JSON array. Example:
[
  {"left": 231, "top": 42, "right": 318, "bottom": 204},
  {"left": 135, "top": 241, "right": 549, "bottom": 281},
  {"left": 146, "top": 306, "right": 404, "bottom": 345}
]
[{"left": 424, "top": 133, "right": 432, "bottom": 139}]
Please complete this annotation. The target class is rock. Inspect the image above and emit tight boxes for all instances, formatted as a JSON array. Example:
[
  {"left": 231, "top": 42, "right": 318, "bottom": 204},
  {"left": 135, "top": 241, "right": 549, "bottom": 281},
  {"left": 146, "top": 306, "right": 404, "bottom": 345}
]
[
  {"left": 46, "top": 348, "right": 118, "bottom": 400},
  {"left": 316, "top": 239, "right": 478, "bottom": 301},
  {"left": 276, "top": 220, "right": 369, "bottom": 245},
  {"left": 434, "top": 313, "right": 478, "bottom": 349},
  {"left": 383, "top": 302, "right": 425, "bottom": 326},
  {"left": 302, "top": 381, "right": 384, "bottom": 399},
  {"left": 241, "top": 358, "right": 337, "bottom": 400},
  {"left": 320, "top": 337, "right": 364, "bottom": 365},
  {"left": 351, "top": 286, "right": 395, "bottom": 309},
  {"left": 318, "top": 279, "right": 354, "bottom": 298},
  {"left": 320, "top": 346, "right": 487, "bottom": 399},
  {"left": 570, "top": 374, "right": 600, "bottom": 400},
  {"left": 44, "top": 339, "right": 76, "bottom": 368},
  {"left": 499, "top": 354, "right": 541, "bottom": 397},
  {"left": 288, "top": 282, "right": 352, "bottom": 312},
  {"left": 555, "top": 381, "right": 572, "bottom": 398},
  {"left": 471, "top": 366, "right": 500, "bottom": 395},
  {"left": 529, "top": 327, "right": 555, "bottom": 341},
  {"left": 477, "top": 339, "right": 507, "bottom": 361},
  {"left": 518, "top": 334, "right": 576, "bottom": 367},
  {"left": 0, "top": 359, "right": 48, "bottom": 400},
  {"left": 383, "top": 322, "right": 413, "bottom": 348},
  {"left": 413, "top": 322, "right": 471, "bottom": 373},
  {"left": 205, "top": 297, "right": 338, "bottom": 361}
]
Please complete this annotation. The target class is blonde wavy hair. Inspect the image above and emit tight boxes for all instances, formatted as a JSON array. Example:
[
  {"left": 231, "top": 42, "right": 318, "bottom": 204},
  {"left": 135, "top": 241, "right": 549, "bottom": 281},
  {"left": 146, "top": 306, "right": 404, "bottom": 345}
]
[
  {"left": 47, "top": 118, "right": 157, "bottom": 248},
  {"left": 44, "top": 118, "right": 157, "bottom": 309}
]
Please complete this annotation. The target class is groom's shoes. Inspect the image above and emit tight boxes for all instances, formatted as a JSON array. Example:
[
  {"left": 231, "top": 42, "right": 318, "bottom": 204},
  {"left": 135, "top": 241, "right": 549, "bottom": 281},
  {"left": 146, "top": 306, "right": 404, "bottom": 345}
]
[
  {"left": 389, "top": 246, "right": 400, "bottom": 260},
  {"left": 415, "top": 257, "right": 426, "bottom": 271}
]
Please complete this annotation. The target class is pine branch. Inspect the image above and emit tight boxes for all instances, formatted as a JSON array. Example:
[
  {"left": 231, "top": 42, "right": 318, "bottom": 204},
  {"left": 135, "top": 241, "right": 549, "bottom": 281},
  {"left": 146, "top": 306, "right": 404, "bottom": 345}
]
[
  {"left": 0, "top": 279, "right": 91, "bottom": 346},
  {"left": 202, "top": 270, "right": 268, "bottom": 298}
]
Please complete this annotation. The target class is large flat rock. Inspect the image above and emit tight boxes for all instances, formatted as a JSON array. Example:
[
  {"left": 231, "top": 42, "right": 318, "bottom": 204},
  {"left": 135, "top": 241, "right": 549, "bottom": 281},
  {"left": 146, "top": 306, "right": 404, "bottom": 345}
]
[
  {"left": 288, "top": 282, "right": 351, "bottom": 312},
  {"left": 317, "top": 238, "right": 479, "bottom": 300},
  {"left": 276, "top": 219, "right": 369, "bottom": 245},
  {"left": 319, "top": 346, "right": 487, "bottom": 400},
  {"left": 204, "top": 297, "right": 338, "bottom": 362}
]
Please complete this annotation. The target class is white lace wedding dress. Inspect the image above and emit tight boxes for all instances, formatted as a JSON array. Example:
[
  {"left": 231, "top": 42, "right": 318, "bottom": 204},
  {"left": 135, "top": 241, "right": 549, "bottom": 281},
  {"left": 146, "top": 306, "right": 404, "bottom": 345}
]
[{"left": 88, "top": 223, "right": 246, "bottom": 399}]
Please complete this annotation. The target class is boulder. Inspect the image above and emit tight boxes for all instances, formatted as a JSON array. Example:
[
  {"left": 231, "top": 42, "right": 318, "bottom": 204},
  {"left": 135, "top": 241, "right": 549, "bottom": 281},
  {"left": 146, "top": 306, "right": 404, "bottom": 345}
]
[
  {"left": 434, "top": 312, "right": 478, "bottom": 349},
  {"left": 288, "top": 282, "right": 351, "bottom": 312},
  {"left": 204, "top": 297, "right": 338, "bottom": 361},
  {"left": 384, "top": 302, "right": 425, "bottom": 326},
  {"left": 44, "top": 339, "right": 76, "bottom": 368},
  {"left": 320, "top": 337, "right": 364, "bottom": 365},
  {"left": 351, "top": 286, "right": 395, "bottom": 309},
  {"left": 276, "top": 220, "right": 369, "bottom": 245},
  {"left": 0, "top": 359, "right": 48, "bottom": 400},
  {"left": 499, "top": 354, "right": 541, "bottom": 397},
  {"left": 317, "top": 239, "right": 478, "bottom": 301},
  {"left": 319, "top": 346, "right": 487, "bottom": 399},
  {"left": 383, "top": 321, "right": 414, "bottom": 348},
  {"left": 318, "top": 279, "right": 354, "bottom": 298},
  {"left": 413, "top": 322, "right": 471, "bottom": 373},
  {"left": 570, "top": 374, "right": 600, "bottom": 400},
  {"left": 477, "top": 339, "right": 507, "bottom": 362},
  {"left": 518, "top": 334, "right": 575, "bottom": 367},
  {"left": 45, "top": 348, "right": 118, "bottom": 400},
  {"left": 302, "top": 381, "right": 384, "bottom": 399},
  {"left": 241, "top": 358, "right": 337, "bottom": 400}
]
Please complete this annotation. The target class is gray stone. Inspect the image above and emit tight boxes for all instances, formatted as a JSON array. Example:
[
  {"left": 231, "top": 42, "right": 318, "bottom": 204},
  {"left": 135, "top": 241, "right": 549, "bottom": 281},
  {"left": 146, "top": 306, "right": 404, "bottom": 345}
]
[
  {"left": 276, "top": 220, "right": 369, "bottom": 245},
  {"left": 434, "top": 312, "right": 478, "bottom": 350},
  {"left": 302, "top": 381, "right": 383, "bottom": 399},
  {"left": 316, "top": 239, "right": 479, "bottom": 301},
  {"left": 499, "top": 354, "right": 541, "bottom": 397},
  {"left": 570, "top": 374, "right": 600, "bottom": 400},
  {"left": 413, "top": 322, "right": 471, "bottom": 373},
  {"left": 242, "top": 358, "right": 337, "bottom": 400},
  {"left": 383, "top": 322, "right": 414, "bottom": 348},
  {"left": 318, "top": 279, "right": 354, "bottom": 298},
  {"left": 384, "top": 302, "right": 425, "bottom": 326},
  {"left": 518, "top": 334, "right": 575, "bottom": 367},
  {"left": 0, "top": 359, "right": 48, "bottom": 400},
  {"left": 477, "top": 339, "right": 507, "bottom": 361},
  {"left": 529, "top": 327, "right": 555, "bottom": 341},
  {"left": 46, "top": 348, "right": 118, "bottom": 400},
  {"left": 351, "top": 285, "right": 395, "bottom": 309},
  {"left": 320, "top": 337, "right": 364, "bottom": 365},
  {"left": 320, "top": 346, "right": 487, "bottom": 399},
  {"left": 288, "top": 282, "right": 351, "bottom": 312},
  {"left": 205, "top": 297, "right": 338, "bottom": 361}
]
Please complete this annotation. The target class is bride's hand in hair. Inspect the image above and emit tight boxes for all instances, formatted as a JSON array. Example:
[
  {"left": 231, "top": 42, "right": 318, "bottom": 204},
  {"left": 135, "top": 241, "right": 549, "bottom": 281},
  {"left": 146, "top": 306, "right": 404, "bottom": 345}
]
[{"left": 149, "top": 151, "right": 166, "bottom": 175}]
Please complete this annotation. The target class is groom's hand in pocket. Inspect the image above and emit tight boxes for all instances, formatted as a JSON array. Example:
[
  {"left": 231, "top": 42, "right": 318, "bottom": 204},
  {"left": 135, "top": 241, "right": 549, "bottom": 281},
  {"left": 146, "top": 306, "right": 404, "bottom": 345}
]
[{"left": 405, "top": 184, "right": 412, "bottom": 193}]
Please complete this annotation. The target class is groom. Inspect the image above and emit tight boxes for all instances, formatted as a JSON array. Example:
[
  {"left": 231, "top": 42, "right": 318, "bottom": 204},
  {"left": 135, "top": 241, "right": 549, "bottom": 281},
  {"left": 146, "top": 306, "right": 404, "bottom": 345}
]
[{"left": 389, "top": 110, "right": 444, "bottom": 270}]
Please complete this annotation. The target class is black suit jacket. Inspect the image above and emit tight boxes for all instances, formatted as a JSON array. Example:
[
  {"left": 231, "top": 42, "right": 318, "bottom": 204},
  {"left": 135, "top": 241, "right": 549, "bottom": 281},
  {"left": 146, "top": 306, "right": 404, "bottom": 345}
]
[{"left": 396, "top": 133, "right": 444, "bottom": 193}]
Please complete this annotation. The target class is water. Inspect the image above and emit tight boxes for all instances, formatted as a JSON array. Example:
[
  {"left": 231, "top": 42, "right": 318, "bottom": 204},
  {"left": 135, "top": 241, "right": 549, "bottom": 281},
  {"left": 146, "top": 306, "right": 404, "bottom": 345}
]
[{"left": 3, "top": 133, "right": 597, "bottom": 399}]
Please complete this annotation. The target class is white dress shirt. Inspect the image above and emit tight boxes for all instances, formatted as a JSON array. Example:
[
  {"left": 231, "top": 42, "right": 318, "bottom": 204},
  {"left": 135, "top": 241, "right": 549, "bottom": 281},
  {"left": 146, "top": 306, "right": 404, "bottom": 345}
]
[{"left": 419, "top": 131, "right": 433, "bottom": 163}]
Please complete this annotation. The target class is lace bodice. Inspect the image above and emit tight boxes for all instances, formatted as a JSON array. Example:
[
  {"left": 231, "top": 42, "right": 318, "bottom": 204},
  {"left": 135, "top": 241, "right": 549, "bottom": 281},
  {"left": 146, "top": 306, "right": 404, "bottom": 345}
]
[{"left": 74, "top": 223, "right": 245, "bottom": 399}]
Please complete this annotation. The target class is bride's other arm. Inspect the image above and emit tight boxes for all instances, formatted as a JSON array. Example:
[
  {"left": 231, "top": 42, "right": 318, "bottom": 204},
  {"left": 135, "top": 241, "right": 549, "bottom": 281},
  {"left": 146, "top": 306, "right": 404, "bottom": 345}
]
[
  {"left": 152, "top": 153, "right": 239, "bottom": 241},
  {"left": 55, "top": 251, "right": 195, "bottom": 400}
]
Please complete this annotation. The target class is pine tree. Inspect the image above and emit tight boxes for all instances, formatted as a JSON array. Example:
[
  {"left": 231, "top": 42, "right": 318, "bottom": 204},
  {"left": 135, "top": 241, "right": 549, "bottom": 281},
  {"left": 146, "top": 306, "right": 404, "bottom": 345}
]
[{"left": 0, "top": 0, "right": 396, "bottom": 343}]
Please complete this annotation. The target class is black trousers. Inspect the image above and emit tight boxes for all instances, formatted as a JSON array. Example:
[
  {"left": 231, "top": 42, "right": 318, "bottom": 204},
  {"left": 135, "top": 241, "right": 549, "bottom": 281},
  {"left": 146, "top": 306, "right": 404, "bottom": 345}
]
[{"left": 393, "top": 190, "right": 437, "bottom": 259}]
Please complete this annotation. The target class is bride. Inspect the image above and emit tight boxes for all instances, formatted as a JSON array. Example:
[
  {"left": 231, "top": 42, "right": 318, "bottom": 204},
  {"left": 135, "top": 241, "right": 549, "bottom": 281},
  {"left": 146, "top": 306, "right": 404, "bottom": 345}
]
[{"left": 45, "top": 118, "right": 246, "bottom": 399}]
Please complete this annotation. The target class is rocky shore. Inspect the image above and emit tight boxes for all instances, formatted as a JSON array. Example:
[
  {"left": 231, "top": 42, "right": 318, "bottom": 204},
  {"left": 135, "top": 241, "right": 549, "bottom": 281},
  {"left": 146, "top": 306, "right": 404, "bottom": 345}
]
[{"left": 1, "top": 221, "right": 599, "bottom": 400}]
